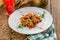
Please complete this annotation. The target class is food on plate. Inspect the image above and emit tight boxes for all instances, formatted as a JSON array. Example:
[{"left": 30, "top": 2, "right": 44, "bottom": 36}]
[
  {"left": 18, "top": 11, "right": 46, "bottom": 29},
  {"left": 20, "top": 13, "right": 42, "bottom": 28}
]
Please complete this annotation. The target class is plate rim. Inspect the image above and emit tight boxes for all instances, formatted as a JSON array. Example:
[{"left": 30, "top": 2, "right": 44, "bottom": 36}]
[{"left": 8, "top": 7, "right": 53, "bottom": 34}]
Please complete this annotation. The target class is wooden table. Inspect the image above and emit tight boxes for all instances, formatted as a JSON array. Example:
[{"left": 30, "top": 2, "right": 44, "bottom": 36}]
[{"left": 0, "top": 0, "right": 60, "bottom": 40}]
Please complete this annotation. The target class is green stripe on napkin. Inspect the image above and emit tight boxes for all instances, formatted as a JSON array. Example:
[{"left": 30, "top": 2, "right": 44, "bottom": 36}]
[{"left": 27, "top": 24, "right": 58, "bottom": 40}]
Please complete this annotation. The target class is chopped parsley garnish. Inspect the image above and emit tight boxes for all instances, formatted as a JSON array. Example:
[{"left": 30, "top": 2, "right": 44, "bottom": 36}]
[
  {"left": 18, "top": 24, "right": 24, "bottom": 28},
  {"left": 40, "top": 11, "right": 46, "bottom": 18}
]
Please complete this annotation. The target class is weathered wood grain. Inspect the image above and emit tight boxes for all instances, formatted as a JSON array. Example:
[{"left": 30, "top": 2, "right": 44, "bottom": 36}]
[
  {"left": 0, "top": 8, "right": 11, "bottom": 40},
  {"left": 51, "top": 0, "right": 60, "bottom": 40},
  {"left": 0, "top": 8, "right": 27, "bottom": 40}
]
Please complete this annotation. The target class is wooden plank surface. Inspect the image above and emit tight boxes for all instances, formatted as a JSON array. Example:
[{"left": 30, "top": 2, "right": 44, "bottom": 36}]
[
  {"left": 0, "top": 0, "right": 59, "bottom": 40},
  {"left": 0, "top": 8, "right": 11, "bottom": 40},
  {"left": 0, "top": 8, "right": 27, "bottom": 40},
  {"left": 51, "top": 0, "right": 60, "bottom": 40}
]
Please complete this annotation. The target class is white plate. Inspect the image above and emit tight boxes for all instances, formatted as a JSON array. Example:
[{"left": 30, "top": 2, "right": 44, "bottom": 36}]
[{"left": 8, "top": 7, "right": 53, "bottom": 34}]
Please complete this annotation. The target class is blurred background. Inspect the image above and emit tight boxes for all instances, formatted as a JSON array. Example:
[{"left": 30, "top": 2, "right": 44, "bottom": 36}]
[{"left": 0, "top": 0, "right": 60, "bottom": 40}]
